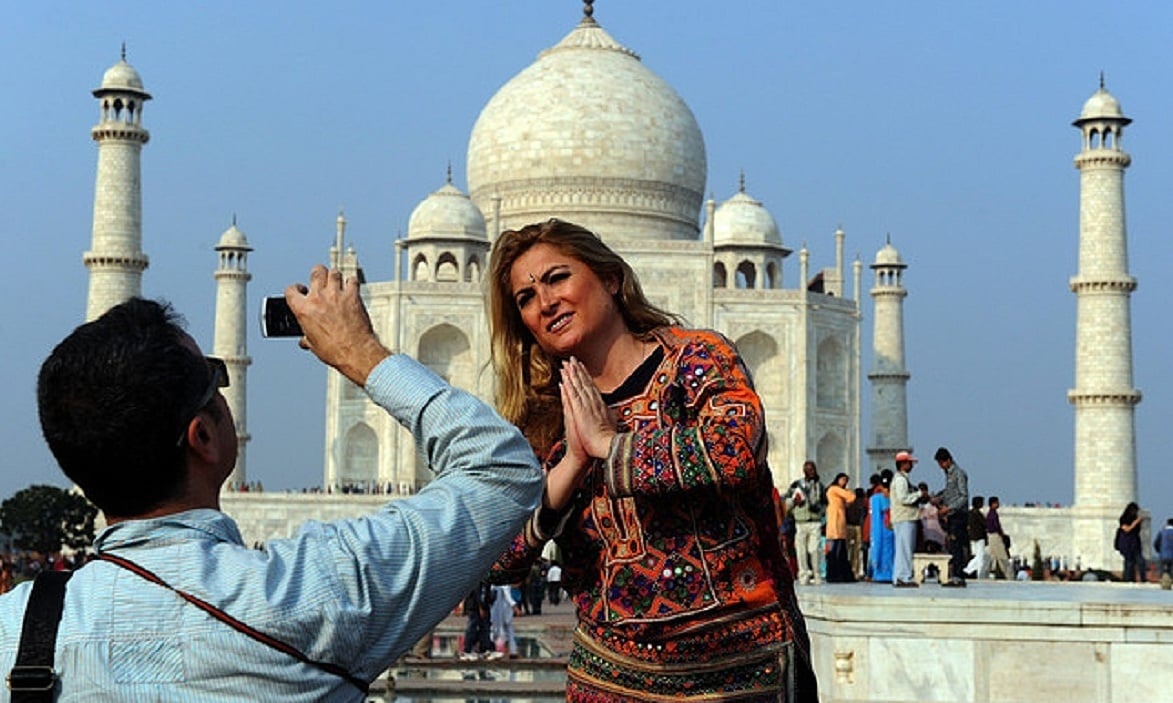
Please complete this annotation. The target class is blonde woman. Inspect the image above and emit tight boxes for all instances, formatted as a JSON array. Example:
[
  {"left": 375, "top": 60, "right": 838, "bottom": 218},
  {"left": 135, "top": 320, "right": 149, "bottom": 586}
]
[{"left": 486, "top": 219, "right": 817, "bottom": 702}]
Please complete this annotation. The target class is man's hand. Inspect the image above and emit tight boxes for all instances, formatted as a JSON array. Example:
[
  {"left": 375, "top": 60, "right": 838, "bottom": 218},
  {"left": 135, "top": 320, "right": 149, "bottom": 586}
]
[{"left": 286, "top": 265, "right": 390, "bottom": 386}]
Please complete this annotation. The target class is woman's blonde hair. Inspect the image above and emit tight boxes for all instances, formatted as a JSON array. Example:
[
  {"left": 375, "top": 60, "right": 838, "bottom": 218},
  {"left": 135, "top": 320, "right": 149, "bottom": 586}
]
[{"left": 487, "top": 219, "right": 677, "bottom": 452}]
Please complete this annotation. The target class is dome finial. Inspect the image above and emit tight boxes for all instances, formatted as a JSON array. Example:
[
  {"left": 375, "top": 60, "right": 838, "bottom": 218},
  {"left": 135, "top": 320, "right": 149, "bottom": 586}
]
[
  {"left": 738, "top": 169, "right": 746, "bottom": 194},
  {"left": 584, "top": 0, "right": 594, "bottom": 20},
  {"left": 121, "top": 42, "right": 127, "bottom": 61},
  {"left": 1099, "top": 70, "right": 1105, "bottom": 90},
  {"left": 886, "top": 232, "right": 892, "bottom": 245},
  {"left": 446, "top": 160, "right": 453, "bottom": 184},
  {"left": 232, "top": 212, "right": 237, "bottom": 227}
]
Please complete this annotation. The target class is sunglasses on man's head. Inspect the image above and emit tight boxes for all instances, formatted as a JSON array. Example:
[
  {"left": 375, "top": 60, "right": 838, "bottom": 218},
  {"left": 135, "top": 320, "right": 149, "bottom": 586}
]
[{"left": 176, "top": 356, "right": 230, "bottom": 447}]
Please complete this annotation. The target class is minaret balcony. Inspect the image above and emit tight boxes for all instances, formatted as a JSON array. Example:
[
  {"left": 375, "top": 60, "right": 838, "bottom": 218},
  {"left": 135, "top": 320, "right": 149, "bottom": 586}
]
[
  {"left": 1067, "top": 389, "right": 1142, "bottom": 407},
  {"left": 1073, "top": 152, "right": 1130, "bottom": 169},
  {"left": 91, "top": 125, "right": 150, "bottom": 143},
  {"left": 1068, "top": 275, "right": 1137, "bottom": 293},
  {"left": 867, "top": 371, "right": 910, "bottom": 382},
  {"left": 83, "top": 252, "right": 149, "bottom": 270}
]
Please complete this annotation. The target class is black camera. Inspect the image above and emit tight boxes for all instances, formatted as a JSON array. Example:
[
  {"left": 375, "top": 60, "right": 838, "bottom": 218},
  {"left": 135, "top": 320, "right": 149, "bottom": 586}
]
[{"left": 260, "top": 296, "right": 303, "bottom": 338}]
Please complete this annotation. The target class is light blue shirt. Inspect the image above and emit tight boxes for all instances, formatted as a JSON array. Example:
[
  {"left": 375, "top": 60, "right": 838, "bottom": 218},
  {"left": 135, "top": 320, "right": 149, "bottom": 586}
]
[{"left": 0, "top": 355, "right": 542, "bottom": 701}]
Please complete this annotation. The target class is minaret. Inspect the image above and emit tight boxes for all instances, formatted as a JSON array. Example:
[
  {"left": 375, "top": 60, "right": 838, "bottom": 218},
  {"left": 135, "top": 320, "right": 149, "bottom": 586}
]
[
  {"left": 84, "top": 47, "right": 152, "bottom": 321},
  {"left": 1069, "top": 78, "right": 1141, "bottom": 568},
  {"left": 866, "top": 237, "right": 911, "bottom": 474},
  {"left": 213, "top": 219, "right": 253, "bottom": 489},
  {"left": 329, "top": 211, "right": 363, "bottom": 281}
]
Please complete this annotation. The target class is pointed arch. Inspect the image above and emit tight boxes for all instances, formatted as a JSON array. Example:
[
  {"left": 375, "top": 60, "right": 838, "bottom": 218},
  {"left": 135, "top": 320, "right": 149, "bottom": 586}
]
[
  {"left": 816, "top": 335, "right": 847, "bottom": 409},
  {"left": 412, "top": 254, "right": 430, "bottom": 281},
  {"left": 735, "top": 261, "right": 756, "bottom": 289},
  {"left": 465, "top": 255, "right": 482, "bottom": 283},
  {"left": 341, "top": 423, "right": 378, "bottom": 485},
  {"left": 816, "top": 431, "right": 845, "bottom": 476},
  {"left": 436, "top": 252, "right": 459, "bottom": 282},
  {"left": 735, "top": 330, "right": 781, "bottom": 411},
  {"left": 713, "top": 261, "right": 728, "bottom": 288},
  {"left": 418, "top": 323, "right": 474, "bottom": 389},
  {"left": 765, "top": 261, "right": 779, "bottom": 289}
]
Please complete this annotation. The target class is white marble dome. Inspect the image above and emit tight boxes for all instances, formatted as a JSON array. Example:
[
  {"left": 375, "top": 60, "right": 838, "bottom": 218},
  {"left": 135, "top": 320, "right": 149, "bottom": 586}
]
[
  {"left": 216, "top": 223, "right": 250, "bottom": 249},
  {"left": 1078, "top": 87, "right": 1127, "bottom": 122},
  {"left": 96, "top": 59, "right": 151, "bottom": 97},
  {"left": 713, "top": 188, "right": 781, "bottom": 247},
  {"left": 407, "top": 182, "right": 487, "bottom": 241},
  {"left": 467, "top": 14, "right": 706, "bottom": 241},
  {"left": 874, "top": 240, "right": 905, "bottom": 267}
]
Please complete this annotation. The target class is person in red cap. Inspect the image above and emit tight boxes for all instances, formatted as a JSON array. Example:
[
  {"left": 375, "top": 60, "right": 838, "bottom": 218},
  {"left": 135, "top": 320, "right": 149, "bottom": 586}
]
[{"left": 890, "top": 451, "right": 923, "bottom": 587}]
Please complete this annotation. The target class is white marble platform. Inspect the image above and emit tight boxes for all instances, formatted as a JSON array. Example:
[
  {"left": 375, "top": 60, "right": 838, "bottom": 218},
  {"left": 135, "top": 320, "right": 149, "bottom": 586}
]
[{"left": 799, "top": 580, "right": 1172, "bottom": 703}]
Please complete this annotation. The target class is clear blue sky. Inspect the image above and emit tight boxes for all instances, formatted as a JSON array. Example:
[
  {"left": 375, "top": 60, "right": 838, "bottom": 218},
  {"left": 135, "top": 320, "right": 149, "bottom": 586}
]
[{"left": 3, "top": 2, "right": 1171, "bottom": 531}]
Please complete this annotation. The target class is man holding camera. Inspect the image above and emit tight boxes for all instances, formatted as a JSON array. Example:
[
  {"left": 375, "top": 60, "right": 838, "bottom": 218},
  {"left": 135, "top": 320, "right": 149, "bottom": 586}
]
[{"left": 0, "top": 265, "right": 543, "bottom": 700}]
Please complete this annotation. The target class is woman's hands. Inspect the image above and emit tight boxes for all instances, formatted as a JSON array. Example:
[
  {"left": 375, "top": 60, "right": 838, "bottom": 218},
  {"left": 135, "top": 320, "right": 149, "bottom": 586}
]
[
  {"left": 541, "top": 357, "right": 616, "bottom": 512},
  {"left": 562, "top": 357, "right": 616, "bottom": 460}
]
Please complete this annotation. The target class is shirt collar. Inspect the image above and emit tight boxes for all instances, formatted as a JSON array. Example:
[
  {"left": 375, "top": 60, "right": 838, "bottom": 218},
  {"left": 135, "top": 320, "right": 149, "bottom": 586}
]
[{"left": 94, "top": 508, "right": 245, "bottom": 553}]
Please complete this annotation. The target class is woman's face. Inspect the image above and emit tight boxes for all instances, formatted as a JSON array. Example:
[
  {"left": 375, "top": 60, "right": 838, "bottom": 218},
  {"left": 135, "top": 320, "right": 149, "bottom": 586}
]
[
  {"left": 509, "top": 242, "right": 622, "bottom": 358},
  {"left": 837, "top": 476, "right": 849, "bottom": 488}
]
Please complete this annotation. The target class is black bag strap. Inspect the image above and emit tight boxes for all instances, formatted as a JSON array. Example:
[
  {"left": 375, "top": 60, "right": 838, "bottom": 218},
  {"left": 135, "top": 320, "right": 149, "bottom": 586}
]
[
  {"left": 97, "top": 553, "right": 369, "bottom": 695},
  {"left": 7, "top": 570, "right": 73, "bottom": 702}
]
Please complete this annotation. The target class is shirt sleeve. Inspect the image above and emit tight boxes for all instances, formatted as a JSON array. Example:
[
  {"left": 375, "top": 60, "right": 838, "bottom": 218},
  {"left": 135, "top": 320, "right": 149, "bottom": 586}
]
[
  {"left": 953, "top": 469, "right": 969, "bottom": 510},
  {"left": 267, "top": 354, "right": 543, "bottom": 681},
  {"left": 603, "top": 332, "right": 766, "bottom": 497}
]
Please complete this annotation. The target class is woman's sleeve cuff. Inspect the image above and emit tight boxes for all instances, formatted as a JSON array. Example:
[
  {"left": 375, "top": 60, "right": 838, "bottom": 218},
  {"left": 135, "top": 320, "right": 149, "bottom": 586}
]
[
  {"left": 603, "top": 432, "right": 633, "bottom": 497},
  {"left": 526, "top": 503, "right": 573, "bottom": 547}
]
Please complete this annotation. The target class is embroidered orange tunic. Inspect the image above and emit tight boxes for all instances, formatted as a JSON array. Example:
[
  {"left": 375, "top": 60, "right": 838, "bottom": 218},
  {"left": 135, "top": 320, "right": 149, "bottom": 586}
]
[{"left": 492, "top": 327, "right": 816, "bottom": 701}]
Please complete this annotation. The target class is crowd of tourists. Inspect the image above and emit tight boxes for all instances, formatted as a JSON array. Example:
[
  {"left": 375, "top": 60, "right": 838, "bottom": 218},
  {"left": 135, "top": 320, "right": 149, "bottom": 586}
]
[{"left": 776, "top": 449, "right": 1168, "bottom": 589}]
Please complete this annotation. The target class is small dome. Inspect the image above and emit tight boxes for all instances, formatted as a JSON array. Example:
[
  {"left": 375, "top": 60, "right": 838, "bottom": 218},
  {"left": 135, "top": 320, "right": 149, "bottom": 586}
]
[
  {"left": 712, "top": 189, "right": 781, "bottom": 247},
  {"left": 873, "top": 240, "right": 905, "bottom": 268},
  {"left": 216, "top": 224, "right": 251, "bottom": 250},
  {"left": 407, "top": 182, "right": 487, "bottom": 241},
  {"left": 1079, "top": 88, "right": 1125, "bottom": 121},
  {"left": 94, "top": 59, "right": 151, "bottom": 98},
  {"left": 1074, "top": 80, "right": 1129, "bottom": 127}
]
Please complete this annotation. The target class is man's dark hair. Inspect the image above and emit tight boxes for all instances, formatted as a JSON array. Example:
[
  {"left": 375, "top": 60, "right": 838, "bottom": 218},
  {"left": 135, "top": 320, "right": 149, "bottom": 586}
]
[
  {"left": 988, "top": 496, "right": 1000, "bottom": 506},
  {"left": 972, "top": 496, "right": 985, "bottom": 509},
  {"left": 868, "top": 473, "right": 881, "bottom": 487},
  {"left": 917, "top": 482, "right": 928, "bottom": 491},
  {"left": 38, "top": 298, "right": 209, "bottom": 516},
  {"left": 934, "top": 447, "right": 952, "bottom": 462}
]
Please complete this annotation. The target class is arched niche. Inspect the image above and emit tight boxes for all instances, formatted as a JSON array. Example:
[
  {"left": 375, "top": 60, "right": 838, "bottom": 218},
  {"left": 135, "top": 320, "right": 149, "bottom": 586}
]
[
  {"left": 418, "top": 323, "right": 473, "bottom": 388},
  {"left": 341, "top": 423, "right": 378, "bottom": 486},
  {"left": 713, "top": 261, "right": 728, "bottom": 288},
  {"left": 816, "top": 335, "right": 846, "bottom": 410}
]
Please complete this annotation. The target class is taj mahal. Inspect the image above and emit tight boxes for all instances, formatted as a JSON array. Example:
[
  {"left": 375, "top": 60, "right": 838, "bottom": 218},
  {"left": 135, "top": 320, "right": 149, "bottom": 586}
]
[
  {"left": 82, "top": 6, "right": 1143, "bottom": 586},
  {"left": 72, "top": 4, "right": 1173, "bottom": 701}
]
